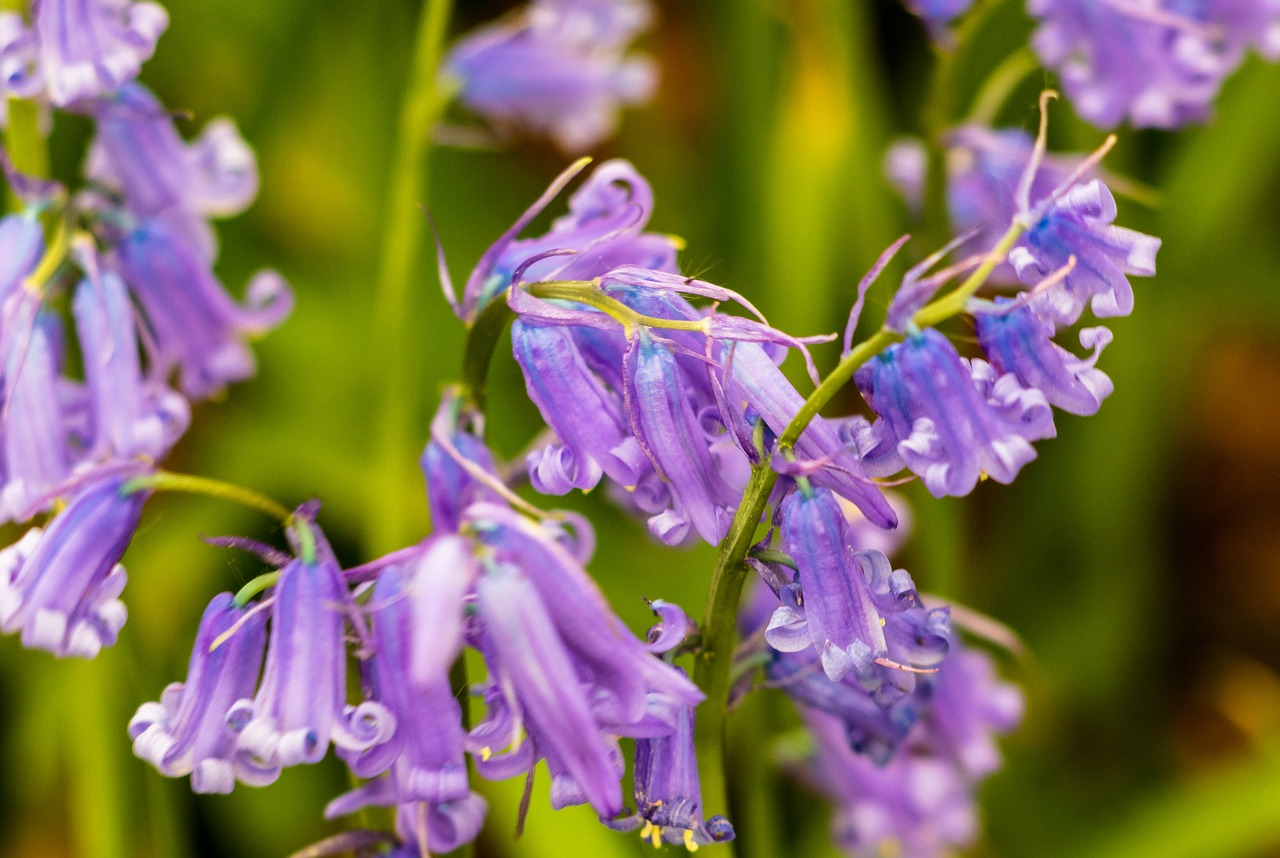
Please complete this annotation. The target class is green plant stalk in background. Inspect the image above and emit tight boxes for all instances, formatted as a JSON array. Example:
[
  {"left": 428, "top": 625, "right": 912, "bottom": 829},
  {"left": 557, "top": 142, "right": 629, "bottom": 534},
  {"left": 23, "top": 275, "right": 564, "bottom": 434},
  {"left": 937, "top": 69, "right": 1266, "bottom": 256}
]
[{"left": 368, "top": 0, "right": 456, "bottom": 556}]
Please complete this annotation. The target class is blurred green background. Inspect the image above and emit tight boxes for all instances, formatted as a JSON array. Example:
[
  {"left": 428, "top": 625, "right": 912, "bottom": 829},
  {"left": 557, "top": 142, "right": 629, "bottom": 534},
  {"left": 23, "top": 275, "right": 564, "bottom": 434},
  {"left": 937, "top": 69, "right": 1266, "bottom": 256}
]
[{"left": 4, "top": 0, "right": 1280, "bottom": 856}]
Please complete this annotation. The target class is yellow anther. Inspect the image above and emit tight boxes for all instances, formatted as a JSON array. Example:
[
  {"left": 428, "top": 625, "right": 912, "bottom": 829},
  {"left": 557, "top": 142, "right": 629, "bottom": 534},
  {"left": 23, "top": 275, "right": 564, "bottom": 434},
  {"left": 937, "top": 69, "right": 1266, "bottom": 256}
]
[
  {"left": 880, "top": 617, "right": 886, "bottom": 627},
  {"left": 480, "top": 747, "right": 492, "bottom": 761},
  {"left": 650, "top": 825, "right": 663, "bottom": 848},
  {"left": 684, "top": 830, "right": 699, "bottom": 851}
]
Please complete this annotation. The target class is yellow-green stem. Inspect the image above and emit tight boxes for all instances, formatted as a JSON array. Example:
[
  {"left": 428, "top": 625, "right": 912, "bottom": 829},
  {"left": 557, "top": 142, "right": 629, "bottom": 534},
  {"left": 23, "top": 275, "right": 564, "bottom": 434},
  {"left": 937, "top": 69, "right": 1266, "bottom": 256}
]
[
  {"left": 368, "top": 0, "right": 456, "bottom": 554},
  {"left": 122, "top": 470, "right": 294, "bottom": 524}
]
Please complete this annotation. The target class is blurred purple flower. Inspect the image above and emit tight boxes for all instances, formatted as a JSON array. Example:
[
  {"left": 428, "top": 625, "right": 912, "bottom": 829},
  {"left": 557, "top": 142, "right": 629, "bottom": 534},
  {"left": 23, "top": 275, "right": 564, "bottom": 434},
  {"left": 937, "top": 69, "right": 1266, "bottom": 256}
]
[
  {"left": 114, "top": 214, "right": 291, "bottom": 399},
  {"left": 803, "top": 708, "right": 978, "bottom": 858},
  {"left": 0, "top": 470, "right": 147, "bottom": 658},
  {"left": 1031, "top": 0, "right": 1280, "bottom": 129},
  {"left": 444, "top": 1, "right": 655, "bottom": 153},
  {"left": 31, "top": 0, "right": 167, "bottom": 107}
]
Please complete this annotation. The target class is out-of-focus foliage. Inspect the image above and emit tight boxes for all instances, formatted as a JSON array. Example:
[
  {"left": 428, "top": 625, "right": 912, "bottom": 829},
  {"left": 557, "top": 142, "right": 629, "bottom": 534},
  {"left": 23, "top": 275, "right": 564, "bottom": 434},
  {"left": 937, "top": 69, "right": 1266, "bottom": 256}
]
[{"left": 3, "top": 0, "right": 1280, "bottom": 856}]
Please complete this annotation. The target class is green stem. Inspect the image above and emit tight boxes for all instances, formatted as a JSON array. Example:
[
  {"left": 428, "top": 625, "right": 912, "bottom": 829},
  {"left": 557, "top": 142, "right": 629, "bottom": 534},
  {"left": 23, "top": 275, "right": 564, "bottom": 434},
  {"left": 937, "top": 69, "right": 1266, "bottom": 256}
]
[
  {"left": 461, "top": 297, "right": 516, "bottom": 412},
  {"left": 122, "top": 470, "right": 294, "bottom": 524},
  {"left": 966, "top": 46, "right": 1040, "bottom": 127},
  {"left": 525, "top": 280, "right": 709, "bottom": 332},
  {"left": 368, "top": 0, "right": 456, "bottom": 554},
  {"left": 233, "top": 571, "right": 281, "bottom": 607}
]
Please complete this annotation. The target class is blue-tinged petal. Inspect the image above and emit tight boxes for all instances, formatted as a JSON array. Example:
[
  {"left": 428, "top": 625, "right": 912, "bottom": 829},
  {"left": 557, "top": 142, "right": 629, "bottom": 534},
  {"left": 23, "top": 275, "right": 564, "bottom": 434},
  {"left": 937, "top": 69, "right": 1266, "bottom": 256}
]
[
  {"left": 232, "top": 522, "right": 386, "bottom": 783},
  {"left": 856, "top": 329, "right": 1054, "bottom": 497},
  {"left": 1012, "top": 179, "right": 1160, "bottom": 329},
  {"left": 975, "top": 299, "right": 1114, "bottom": 415}
]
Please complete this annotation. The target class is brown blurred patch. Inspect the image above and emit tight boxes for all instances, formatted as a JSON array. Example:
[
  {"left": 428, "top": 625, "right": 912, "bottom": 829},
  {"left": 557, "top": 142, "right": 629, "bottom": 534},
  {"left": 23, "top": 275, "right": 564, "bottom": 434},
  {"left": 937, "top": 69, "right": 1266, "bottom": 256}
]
[{"left": 1170, "top": 330, "right": 1280, "bottom": 778}]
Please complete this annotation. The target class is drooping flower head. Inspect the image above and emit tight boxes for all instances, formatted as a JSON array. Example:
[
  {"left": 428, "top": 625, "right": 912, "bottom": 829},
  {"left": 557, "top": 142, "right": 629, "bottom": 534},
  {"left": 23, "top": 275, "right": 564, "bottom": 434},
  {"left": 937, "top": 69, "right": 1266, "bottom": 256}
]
[
  {"left": 853, "top": 328, "right": 1056, "bottom": 497},
  {"left": 1030, "top": 0, "right": 1280, "bottom": 129},
  {"left": 129, "top": 592, "right": 268, "bottom": 793},
  {"left": 461, "top": 502, "right": 702, "bottom": 818},
  {"left": 1011, "top": 179, "right": 1160, "bottom": 330},
  {"left": 31, "top": 0, "right": 168, "bottom": 107},
  {"left": 444, "top": 1, "right": 656, "bottom": 153},
  {"left": 0, "top": 468, "right": 149, "bottom": 657},
  {"left": 113, "top": 213, "right": 292, "bottom": 399},
  {"left": 230, "top": 514, "right": 390, "bottom": 786}
]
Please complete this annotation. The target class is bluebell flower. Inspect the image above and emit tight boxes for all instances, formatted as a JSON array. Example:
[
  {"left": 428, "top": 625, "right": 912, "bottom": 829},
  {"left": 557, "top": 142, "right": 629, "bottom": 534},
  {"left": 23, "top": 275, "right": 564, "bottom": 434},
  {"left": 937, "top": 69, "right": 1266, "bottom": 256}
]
[
  {"left": 72, "top": 264, "right": 190, "bottom": 461},
  {"left": 340, "top": 541, "right": 473, "bottom": 805},
  {"left": 89, "top": 84, "right": 258, "bottom": 255},
  {"left": 474, "top": 561, "right": 628, "bottom": 816},
  {"left": 512, "top": 318, "right": 648, "bottom": 494},
  {"left": 461, "top": 502, "right": 702, "bottom": 817},
  {"left": 801, "top": 707, "right": 979, "bottom": 858},
  {"left": 1031, "top": 0, "right": 1280, "bottom": 129},
  {"left": 31, "top": 0, "right": 167, "bottom": 106},
  {"left": 975, "top": 298, "right": 1114, "bottom": 415},
  {"left": 230, "top": 517, "right": 391, "bottom": 785},
  {"left": 1011, "top": 179, "right": 1160, "bottom": 329},
  {"left": 884, "top": 128, "right": 1085, "bottom": 284},
  {"left": 459, "top": 158, "right": 678, "bottom": 322},
  {"left": 0, "top": 470, "right": 148, "bottom": 657},
  {"left": 443, "top": 2, "right": 655, "bottom": 153},
  {"left": 114, "top": 214, "right": 292, "bottom": 399},
  {"left": 615, "top": 679, "right": 735, "bottom": 848},
  {"left": 1, "top": 306, "right": 75, "bottom": 522},
  {"left": 422, "top": 391, "right": 503, "bottom": 533},
  {"left": 853, "top": 328, "right": 1055, "bottom": 497},
  {"left": 623, "top": 329, "right": 744, "bottom": 545},
  {"left": 388, "top": 796, "right": 489, "bottom": 857},
  {"left": 466, "top": 503, "right": 702, "bottom": 726},
  {"left": 769, "top": 487, "right": 890, "bottom": 681},
  {"left": 924, "top": 645, "right": 1024, "bottom": 779},
  {"left": 129, "top": 592, "right": 268, "bottom": 793}
]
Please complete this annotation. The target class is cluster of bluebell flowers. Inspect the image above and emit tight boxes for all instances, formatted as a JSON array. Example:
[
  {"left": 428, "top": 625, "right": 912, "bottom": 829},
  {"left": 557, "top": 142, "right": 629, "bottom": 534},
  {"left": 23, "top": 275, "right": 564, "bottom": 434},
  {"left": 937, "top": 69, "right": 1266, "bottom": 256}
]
[
  {"left": 0, "top": 0, "right": 1179, "bottom": 855},
  {"left": 0, "top": 0, "right": 287, "bottom": 660}
]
